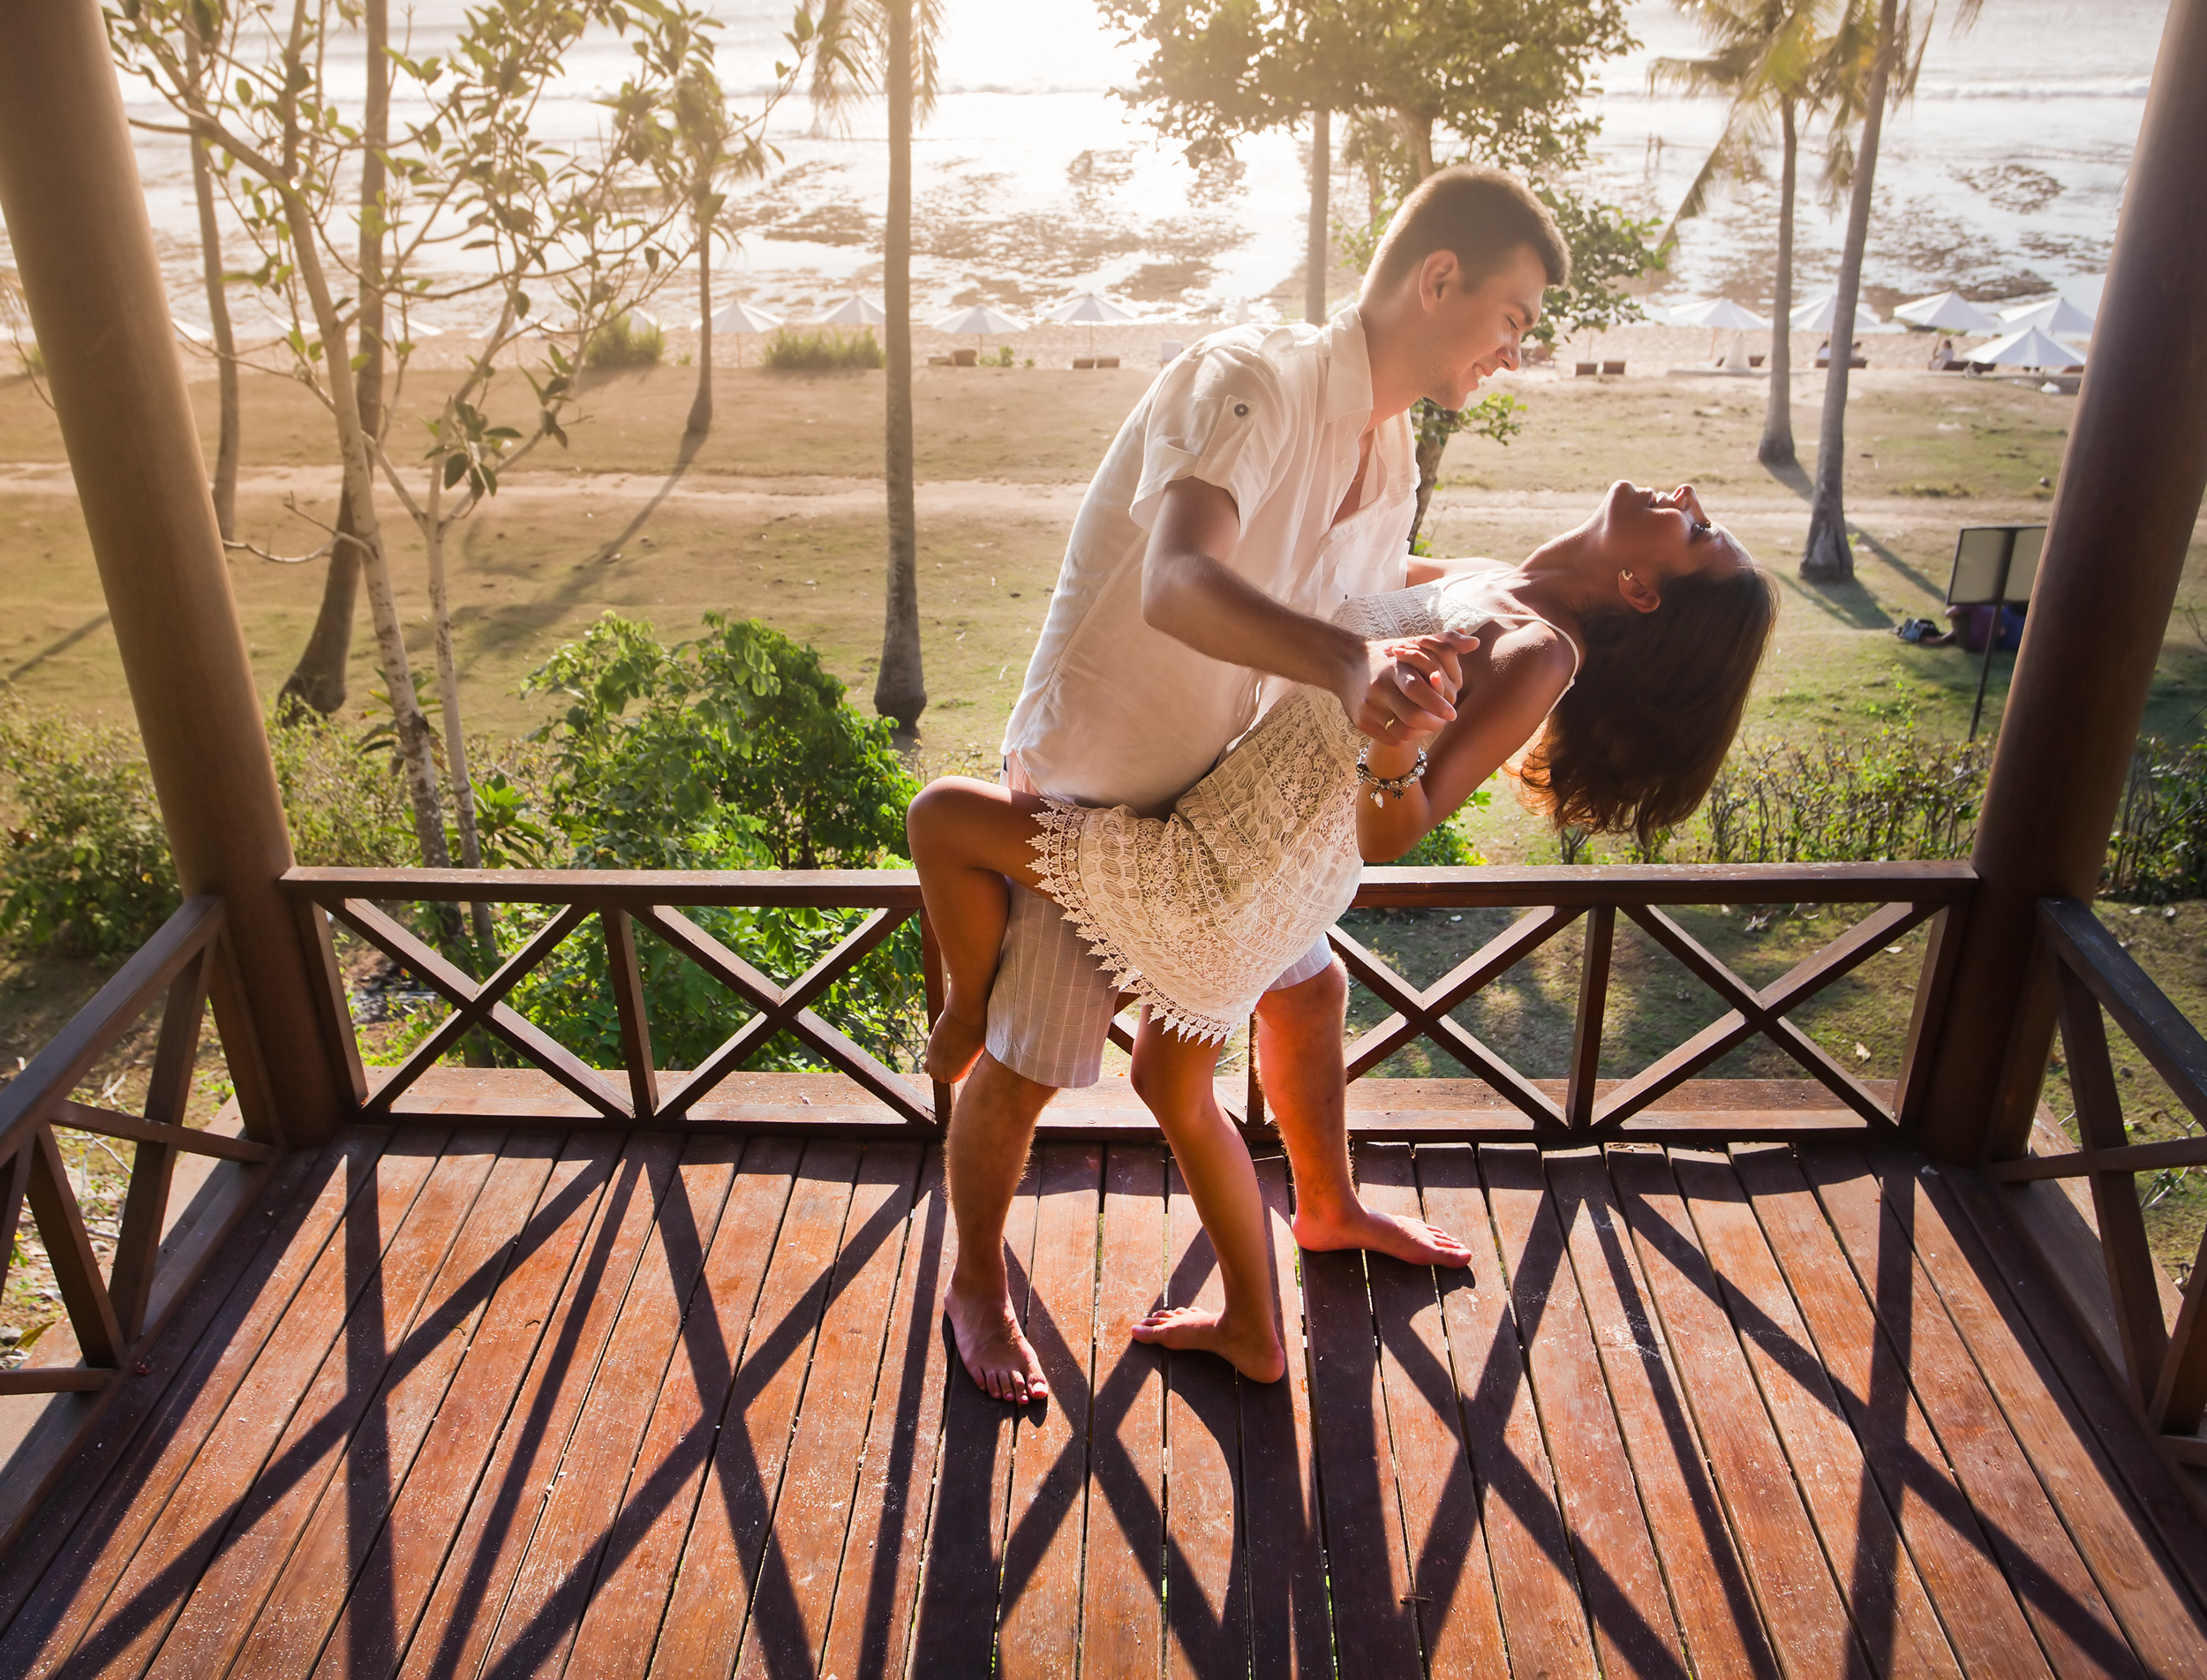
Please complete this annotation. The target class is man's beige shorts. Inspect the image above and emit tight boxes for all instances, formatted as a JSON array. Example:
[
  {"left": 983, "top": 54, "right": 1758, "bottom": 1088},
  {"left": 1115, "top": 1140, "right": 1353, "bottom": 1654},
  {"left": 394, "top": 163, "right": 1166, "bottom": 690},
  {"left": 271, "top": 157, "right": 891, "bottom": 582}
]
[{"left": 983, "top": 882, "right": 1333, "bottom": 1089}]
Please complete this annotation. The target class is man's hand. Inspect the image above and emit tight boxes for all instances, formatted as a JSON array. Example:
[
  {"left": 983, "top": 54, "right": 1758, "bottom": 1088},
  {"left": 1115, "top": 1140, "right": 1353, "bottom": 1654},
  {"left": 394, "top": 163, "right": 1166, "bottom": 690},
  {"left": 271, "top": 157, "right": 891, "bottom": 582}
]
[{"left": 1343, "top": 631, "right": 1480, "bottom": 742}]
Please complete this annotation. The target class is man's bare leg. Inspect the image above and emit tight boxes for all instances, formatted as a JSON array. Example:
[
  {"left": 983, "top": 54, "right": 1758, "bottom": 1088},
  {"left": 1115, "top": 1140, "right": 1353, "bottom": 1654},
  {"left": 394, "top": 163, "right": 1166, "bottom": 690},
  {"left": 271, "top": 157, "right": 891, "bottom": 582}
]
[
  {"left": 1253, "top": 960, "right": 1472, "bottom": 1269},
  {"left": 944, "top": 1050, "right": 1056, "bottom": 1402}
]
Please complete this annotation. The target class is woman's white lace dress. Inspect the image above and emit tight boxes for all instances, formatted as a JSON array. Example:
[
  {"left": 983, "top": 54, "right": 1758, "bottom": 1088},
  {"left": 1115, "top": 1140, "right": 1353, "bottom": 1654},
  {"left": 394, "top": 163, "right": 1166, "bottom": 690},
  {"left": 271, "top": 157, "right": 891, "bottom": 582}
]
[{"left": 1028, "top": 569, "right": 1576, "bottom": 1042}]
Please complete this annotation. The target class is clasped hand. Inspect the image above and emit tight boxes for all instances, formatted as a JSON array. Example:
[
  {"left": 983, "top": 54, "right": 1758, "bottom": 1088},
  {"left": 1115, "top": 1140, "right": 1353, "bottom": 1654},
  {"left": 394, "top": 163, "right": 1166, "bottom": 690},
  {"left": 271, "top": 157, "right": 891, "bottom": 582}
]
[{"left": 1347, "top": 631, "right": 1480, "bottom": 743}]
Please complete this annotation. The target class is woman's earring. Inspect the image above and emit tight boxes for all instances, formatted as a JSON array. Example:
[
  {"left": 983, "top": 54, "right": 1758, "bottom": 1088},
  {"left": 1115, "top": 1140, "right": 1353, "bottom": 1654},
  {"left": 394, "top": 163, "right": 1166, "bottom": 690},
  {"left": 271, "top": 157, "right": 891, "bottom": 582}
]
[{"left": 1620, "top": 569, "right": 1636, "bottom": 582}]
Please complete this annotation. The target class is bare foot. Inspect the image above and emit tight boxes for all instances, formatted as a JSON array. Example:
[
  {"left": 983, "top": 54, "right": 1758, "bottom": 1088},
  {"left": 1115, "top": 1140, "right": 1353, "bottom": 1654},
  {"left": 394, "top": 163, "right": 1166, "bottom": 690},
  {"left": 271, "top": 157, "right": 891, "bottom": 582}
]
[
  {"left": 1295, "top": 1201, "right": 1473, "bottom": 1270},
  {"left": 945, "top": 1277, "right": 1048, "bottom": 1404},
  {"left": 1129, "top": 1305, "right": 1287, "bottom": 1383},
  {"left": 925, "top": 1008, "right": 988, "bottom": 1085}
]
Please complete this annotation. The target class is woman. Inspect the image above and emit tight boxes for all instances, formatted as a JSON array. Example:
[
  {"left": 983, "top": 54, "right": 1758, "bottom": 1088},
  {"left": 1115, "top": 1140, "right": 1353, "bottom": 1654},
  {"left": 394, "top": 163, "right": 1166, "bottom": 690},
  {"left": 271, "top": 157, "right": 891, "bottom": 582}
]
[{"left": 906, "top": 480, "right": 1777, "bottom": 1380}]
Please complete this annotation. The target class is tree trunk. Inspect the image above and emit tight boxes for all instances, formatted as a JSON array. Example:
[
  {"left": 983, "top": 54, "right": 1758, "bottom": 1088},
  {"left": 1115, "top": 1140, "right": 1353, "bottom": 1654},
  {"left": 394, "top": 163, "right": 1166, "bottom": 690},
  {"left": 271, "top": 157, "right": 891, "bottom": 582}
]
[
  {"left": 1802, "top": 0, "right": 1896, "bottom": 583},
  {"left": 184, "top": 32, "right": 238, "bottom": 542},
  {"left": 1409, "top": 418, "right": 1447, "bottom": 548},
  {"left": 1305, "top": 106, "right": 1331, "bottom": 324},
  {"left": 1759, "top": 97, "right": 1799, "bottom": 469},
  {"left": 873, "top": 0, "right": 925, "bottom": 733},
  {"left": 686, "top": 217, "right": 712, "bottom": 434},
  {"left": 279, "top": 0, "right": 385, "bottom": 716},
  {"left": 420, "top": 420, "right": 497, "bottom": 968}
]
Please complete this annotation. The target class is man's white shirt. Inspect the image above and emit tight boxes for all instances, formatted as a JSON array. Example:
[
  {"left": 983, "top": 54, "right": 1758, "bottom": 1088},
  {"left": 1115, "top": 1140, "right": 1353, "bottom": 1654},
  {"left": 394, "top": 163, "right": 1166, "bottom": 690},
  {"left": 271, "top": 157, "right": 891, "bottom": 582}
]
[{"left": 1001, "top": 305, "right": 1418, "bottom": 816}]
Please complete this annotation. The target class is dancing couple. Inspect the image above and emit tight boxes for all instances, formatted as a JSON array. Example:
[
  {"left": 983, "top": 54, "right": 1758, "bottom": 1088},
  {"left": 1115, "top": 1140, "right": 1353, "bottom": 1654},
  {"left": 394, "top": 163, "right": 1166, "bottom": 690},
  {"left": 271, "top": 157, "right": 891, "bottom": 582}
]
[{"left": 906, "top": 167, "right": 1778, "bottom": 1403}]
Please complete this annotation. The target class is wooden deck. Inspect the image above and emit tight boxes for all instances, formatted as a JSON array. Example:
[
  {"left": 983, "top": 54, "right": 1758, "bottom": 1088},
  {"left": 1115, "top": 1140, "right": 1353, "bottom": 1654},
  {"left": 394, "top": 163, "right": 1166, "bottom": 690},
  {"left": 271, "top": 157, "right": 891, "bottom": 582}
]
[{"left": 3, "top": 1126, "right": 2204, "bottom": 1678}]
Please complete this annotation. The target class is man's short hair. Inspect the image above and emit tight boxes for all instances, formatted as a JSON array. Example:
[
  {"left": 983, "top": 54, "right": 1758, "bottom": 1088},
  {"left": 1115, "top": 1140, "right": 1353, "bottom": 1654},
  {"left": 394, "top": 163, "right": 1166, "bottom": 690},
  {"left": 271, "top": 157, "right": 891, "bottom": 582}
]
[{"left": 1366, "top": 166, "right": 1571, "bottom": 298}]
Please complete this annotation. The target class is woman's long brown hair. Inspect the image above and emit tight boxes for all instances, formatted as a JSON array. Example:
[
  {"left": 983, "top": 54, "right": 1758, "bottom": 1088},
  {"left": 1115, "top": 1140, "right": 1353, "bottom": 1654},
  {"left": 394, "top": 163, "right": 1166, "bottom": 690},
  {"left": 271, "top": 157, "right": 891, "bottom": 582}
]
[{"left": 1517, "top": 556, "right": 1779, "bottom": 849}]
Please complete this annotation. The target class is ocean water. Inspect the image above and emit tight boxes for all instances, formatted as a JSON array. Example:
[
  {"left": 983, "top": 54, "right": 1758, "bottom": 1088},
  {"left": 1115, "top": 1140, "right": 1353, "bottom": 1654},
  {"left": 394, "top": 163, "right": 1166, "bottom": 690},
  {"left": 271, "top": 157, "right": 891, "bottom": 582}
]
[{"left": 11, "top": 0, "right": 2170, "bottom": 333}]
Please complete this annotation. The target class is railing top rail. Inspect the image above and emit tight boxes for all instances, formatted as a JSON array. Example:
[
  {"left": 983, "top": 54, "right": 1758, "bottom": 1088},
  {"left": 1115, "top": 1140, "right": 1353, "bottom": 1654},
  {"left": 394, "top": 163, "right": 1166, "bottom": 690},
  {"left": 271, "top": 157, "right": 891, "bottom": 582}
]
[{"left": 282, "top": 859, "right": 1978, "bottom": 910}]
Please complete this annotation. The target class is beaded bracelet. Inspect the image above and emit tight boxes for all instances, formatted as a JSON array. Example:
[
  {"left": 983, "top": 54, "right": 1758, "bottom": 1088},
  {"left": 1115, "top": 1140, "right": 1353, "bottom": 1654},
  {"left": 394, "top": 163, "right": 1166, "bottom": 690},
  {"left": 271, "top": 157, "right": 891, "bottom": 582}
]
[{"left": 1355, "top": 743, "right": 1428, "bottom": 806}]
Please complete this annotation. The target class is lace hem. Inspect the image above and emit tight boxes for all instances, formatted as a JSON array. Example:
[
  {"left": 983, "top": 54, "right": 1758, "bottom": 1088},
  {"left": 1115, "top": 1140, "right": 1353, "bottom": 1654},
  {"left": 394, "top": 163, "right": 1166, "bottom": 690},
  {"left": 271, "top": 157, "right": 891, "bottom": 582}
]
[{"left": 1028, "top": 797, "right": 1241, "bottom": 1043}]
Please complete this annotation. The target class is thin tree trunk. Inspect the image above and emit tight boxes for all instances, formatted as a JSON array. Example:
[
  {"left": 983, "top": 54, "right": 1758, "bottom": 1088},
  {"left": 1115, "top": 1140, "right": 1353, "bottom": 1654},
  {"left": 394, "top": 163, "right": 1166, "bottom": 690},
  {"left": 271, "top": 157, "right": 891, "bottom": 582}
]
[
  {"left": 1305, "top": 106, "right": 1331, "bottom": 323},
  {"left": 1759, "top": 97, "right": 1799, "bottom": 468},
  {"left": 873, "top": 0, "right": 925, "bottom": 733},
  {"left": 279, "top": 0, "right": 386, "bottom": 716},
  {"left": 184, "top": 31, "right": 238, "bottom": 542},
  {"left": 1802, "top": 0, "right": 1896, "bottom": 583},
  {"left": 687, "top": 215, "right": 712, "bottom": 434},
  {"left": 421, "top": 413, "right": 496, "bottom": 967}
]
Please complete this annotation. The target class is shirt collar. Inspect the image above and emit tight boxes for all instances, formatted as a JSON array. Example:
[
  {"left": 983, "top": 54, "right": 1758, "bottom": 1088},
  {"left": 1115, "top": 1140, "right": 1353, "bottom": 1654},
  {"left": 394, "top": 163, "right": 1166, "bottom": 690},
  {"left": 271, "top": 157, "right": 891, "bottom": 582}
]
[{"left": 1320, "top": 304, "right": 1379, "bottom": 426}]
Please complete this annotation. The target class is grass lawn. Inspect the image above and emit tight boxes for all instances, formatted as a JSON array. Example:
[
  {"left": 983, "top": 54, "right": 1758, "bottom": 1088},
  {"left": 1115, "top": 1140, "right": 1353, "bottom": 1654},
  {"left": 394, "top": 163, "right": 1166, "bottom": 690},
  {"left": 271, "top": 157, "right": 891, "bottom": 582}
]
[{"left": 0, "top": 351, "right": 2201, "bottom": 1337}]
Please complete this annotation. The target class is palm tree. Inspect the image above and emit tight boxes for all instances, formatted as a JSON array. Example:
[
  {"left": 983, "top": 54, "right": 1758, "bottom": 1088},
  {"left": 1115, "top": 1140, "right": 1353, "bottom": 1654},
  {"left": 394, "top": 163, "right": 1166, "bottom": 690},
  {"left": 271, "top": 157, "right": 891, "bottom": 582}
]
[
  {"left": 1801, "top": 0, "right": 1977, "bottom": 581},
  {"left": 808, "top": 0, "right": 943, "bottom": 734},
  {"left": 1653, "top": 0, "right": 1850, "bottom": 470}
]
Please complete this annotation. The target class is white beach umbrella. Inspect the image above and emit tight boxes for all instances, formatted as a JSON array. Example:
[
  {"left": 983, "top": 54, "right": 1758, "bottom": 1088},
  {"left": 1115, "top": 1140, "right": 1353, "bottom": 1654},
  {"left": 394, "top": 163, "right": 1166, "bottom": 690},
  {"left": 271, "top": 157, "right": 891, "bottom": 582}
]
[
  {"left": 932, "top": 304, "right": 1028, "bottom": 356},
  {"left": 1964, "top": 325, "right": 2084, "bottom": 368},
  {"left": 1669, "top": 298, "right": 1769, "bottom": 330},
  {"left": 1044, "top": 290, "right": 1134, "bottom": 357},
  {"left": 820, "top": 293, "right": 888, "bottom": 327},
  {"left": 1998, "top": 294, "right": 2095, "bottom": 336},
  {"left": 1789, "top": 290, "right": 1885, "bottom": 335},
  {"left": 1894, "top": 290, "right": 2000, "bottom": 333},
  {"left": 709, "top": 298, "right": 782, "bottom": 335}
]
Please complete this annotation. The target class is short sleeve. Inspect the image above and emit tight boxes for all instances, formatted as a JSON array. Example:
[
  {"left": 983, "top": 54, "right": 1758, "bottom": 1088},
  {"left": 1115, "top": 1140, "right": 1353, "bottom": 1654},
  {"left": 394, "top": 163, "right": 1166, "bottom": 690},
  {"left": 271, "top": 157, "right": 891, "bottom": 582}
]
[{"left": 1127, "top": 342, "right": 1291, "bottom": 539}]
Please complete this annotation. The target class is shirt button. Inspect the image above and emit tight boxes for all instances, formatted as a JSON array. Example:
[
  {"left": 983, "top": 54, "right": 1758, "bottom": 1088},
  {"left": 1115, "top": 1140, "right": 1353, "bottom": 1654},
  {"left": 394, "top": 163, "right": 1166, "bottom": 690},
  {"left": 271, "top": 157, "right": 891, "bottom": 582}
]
[{"left": 1233, "top": 403, "right": 1248, "bottom": 417}]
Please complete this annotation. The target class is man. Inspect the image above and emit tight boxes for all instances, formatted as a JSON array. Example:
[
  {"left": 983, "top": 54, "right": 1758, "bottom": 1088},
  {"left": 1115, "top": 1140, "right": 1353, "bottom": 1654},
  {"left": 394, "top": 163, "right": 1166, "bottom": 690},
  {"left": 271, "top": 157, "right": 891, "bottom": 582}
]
[{"left": 948, "top": 166, "right": 1570, "bottom": 1402}]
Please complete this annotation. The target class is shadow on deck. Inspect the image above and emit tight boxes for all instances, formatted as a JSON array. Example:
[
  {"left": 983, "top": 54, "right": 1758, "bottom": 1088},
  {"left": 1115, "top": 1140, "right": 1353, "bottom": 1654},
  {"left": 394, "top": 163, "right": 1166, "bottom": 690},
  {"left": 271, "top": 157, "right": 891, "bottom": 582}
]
[{"left": 2, "top": 1126, "right": 2204, "bottom": 1678}]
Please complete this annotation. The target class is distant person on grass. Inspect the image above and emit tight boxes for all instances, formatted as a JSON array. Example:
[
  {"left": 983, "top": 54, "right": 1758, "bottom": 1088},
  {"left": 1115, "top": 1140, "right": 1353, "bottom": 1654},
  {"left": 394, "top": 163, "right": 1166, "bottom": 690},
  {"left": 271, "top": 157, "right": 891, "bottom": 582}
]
[
  {"left": 911, "top": 483, "right": 1774, "bottom": 1384},
  {"left": 920, "top": 167, "right": 1560, "bottom": 1404}
]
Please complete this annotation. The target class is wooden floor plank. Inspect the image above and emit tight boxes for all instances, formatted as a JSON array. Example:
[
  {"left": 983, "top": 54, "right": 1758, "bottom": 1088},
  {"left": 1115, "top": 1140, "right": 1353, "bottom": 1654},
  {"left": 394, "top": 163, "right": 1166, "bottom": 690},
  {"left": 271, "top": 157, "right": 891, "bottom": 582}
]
[
  {"left": 559, "top": 1138, "right": 802, "bottom": 1680},
  {"left": 1812, "top": 1149, "right": 2207, "bottom": 1673},
  {"left": 395, "top": 1132, "right": 686, "bottom": 1680},
  {"left": 903, "top": 1154, "right": 1044, "bottom": 1673},
  {"left": 1607, "top": 1146, "right": 1875, "bottom": 1680},
  {"left": 996, "top": 1143, "right": 1104, "bottom": 1679},
  {"left": 1668, "top": 1147, "right": 1967, "bottom": 1679},
  {"left": 1164, "top": 1155, "right": 1249, "bottom": 1679},
  {"left": 305, "top": 1134, "right": 620, "bottom": 1680},
  {"left": 813, "top": 1147, "right": 954, "bottom": 1680},
  {"left": 1354, "top": 1144, "right": 1510, "bottom": 1676},
  {"left": 1542, "top": 1149, "right": 1780, "bottom": 1680},
  {"left": 644, "top": 1138, "right": 864, "bottom": 1677},
  {"left": 0, "top": 1134, "right": 370, "bottom": 1661},
  {"left": 39, "top": 1129, "right": 447, "bottom": 1680},
  {"left": 1737, "top": 1144, "right": 2126, "bottom": 1680},
  {"left": 734, "top": 1142, "right": 924, "bottom": 1679},
  {"left": 1481, "top": 1143, "right": 1685, "bottom": 1679},
  {"left": 143, "top": 1128, "right": 508, "bottom": 1680},
  {"left": 478, "top": 1137, "right": 744, "bottom": 1679},
  {"left": 1078, "top": 1145, "right": 1168, "bottom": 1679},
  {"left": 1415, "top": 1142, "right": 1596, "bottom": 1677},
  {"left": 221, "top": 1134, "right": 563, "bottom": 1680},
  {"left": 1301, "top": 1171, "right": 1423, "bottom": 1676},
  {"left": 1242, "top": 1156, "right": 1334, "bottom": 1678}
]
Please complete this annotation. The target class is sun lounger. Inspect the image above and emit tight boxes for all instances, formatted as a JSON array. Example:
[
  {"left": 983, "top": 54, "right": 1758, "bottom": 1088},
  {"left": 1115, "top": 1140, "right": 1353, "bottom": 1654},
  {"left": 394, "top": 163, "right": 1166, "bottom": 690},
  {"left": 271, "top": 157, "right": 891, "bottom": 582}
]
[
  {"left": 1097, "top": 355, "right": 1119, "bottom": 368},
  {"left": 1575, "top": 361, "right": 1599, "bottom": 377},
  {"left": 1601, "top": 359, "right": 1625, "bottom": 376},
  {"left": 952, "top": 348, "right": 977, "bottom": 367},
  {"left": 1073, "top": 357, "right": 1095, "bottom": 370}
]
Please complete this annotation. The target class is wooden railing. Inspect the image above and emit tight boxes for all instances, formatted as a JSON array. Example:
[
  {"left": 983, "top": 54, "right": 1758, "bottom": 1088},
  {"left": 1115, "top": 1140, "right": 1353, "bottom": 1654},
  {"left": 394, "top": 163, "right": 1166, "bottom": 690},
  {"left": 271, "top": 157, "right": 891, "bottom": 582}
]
[
  {"left": 1990, "top": 897, "right": 2207, "bottom": 1469},
  {"left": 284, "top": 860, "right": 1974, "bottom": 1145},
  {"left": 0, "top": 899, "right": 280, "bottom": 1396}
]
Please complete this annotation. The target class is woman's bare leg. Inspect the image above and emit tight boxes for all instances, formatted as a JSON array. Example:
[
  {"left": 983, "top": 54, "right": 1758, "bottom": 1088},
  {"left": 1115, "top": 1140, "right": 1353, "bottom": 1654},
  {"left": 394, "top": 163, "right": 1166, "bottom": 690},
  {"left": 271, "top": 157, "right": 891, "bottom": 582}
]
[
  {"left": 1125, "top": 1016, "right": 1287, "bottom": 1382},
  {"left": 905, "top": 776, "right": 1051, "bottom": 1082}
]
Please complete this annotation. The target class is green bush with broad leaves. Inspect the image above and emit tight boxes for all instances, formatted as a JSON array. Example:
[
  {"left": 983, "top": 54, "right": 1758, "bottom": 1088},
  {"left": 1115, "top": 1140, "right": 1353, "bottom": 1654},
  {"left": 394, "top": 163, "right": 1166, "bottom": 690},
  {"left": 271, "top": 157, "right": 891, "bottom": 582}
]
[
  {"left": 506, "top": 613, "right": 927, "bottom": 1073},
  {"left": 0, "top": 698, "right": 177, "bottom": 959}
]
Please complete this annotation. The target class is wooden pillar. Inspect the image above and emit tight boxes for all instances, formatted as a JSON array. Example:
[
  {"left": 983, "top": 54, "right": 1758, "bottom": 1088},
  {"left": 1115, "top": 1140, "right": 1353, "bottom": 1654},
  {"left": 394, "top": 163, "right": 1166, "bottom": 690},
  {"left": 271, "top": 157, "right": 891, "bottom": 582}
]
[
  {"left": 0, "top": 0, "right": 350, "bottom": 1143},
  {"left": 1916, "top": 0, "right": 2207, "bottom": 1161}
]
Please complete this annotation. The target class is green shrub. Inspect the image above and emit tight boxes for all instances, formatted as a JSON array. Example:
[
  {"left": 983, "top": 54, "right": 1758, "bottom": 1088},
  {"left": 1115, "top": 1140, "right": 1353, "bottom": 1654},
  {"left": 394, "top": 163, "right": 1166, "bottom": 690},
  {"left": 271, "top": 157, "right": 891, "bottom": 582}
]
[
  {"left": 1687, "top": 725, "right": 1992, "bottom": 864},
  {"left": 511, "top": 613, "right": 926, "bottom": 1070},
  {"left": 266, "top": 709, "right": 418, "bottom": 869},
  {"left": 2106, "top": 739, "right": 2207, "bottom": 902},
  {"left": 763, "top": 327, "right": 885, "bottom": 371},
  {"left": 0, "top": 699, "right": 177, "bottom": 959},
  {"left": 584, "top": 310, "right": 663, "bottom": 369}
]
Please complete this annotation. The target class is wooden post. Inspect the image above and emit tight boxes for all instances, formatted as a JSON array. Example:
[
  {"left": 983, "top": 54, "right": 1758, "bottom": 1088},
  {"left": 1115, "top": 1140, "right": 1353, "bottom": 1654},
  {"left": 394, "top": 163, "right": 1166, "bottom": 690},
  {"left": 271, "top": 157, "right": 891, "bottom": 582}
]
[
  {"left": 1916, "top": 0, "right": 2207, "bottom": 1162},
  {"left": 0, "top": 0, "right": 350, "bottom": 1143}
]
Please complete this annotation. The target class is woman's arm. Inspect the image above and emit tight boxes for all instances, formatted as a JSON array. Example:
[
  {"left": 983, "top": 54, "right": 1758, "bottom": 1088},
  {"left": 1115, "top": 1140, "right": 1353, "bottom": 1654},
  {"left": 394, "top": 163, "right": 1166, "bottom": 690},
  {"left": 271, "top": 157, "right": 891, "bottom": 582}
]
[{"left": 1354, "top": 622, "right": 1576, "bottom": 862}]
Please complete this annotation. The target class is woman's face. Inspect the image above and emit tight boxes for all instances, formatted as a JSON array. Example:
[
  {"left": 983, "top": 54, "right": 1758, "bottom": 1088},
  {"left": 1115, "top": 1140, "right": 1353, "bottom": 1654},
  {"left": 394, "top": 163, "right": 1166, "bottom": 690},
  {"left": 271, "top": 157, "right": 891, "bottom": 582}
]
[{"left": 1595, "top": 480, "right": 1745, "bottom": 589}]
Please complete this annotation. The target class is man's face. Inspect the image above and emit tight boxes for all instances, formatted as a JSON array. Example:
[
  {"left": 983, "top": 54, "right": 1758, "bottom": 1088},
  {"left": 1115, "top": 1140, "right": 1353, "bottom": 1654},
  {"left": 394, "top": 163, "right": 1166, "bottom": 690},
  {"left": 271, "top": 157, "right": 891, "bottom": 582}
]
[{"left": 1420, "top": 245, "right": 1548, "bottom": 409}]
